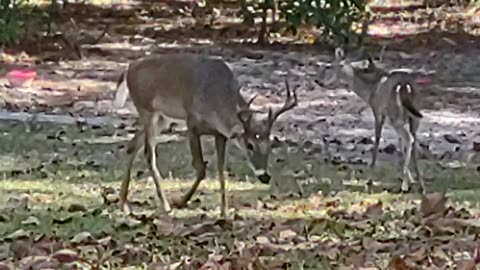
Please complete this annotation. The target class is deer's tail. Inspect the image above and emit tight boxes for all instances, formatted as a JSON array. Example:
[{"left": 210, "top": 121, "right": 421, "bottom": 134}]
[
  {"left": 112, "top": 69, "right": 129, "bottom": 109},
  {"left": 396, "top": 83, "right": 423, "bottom": 118}
]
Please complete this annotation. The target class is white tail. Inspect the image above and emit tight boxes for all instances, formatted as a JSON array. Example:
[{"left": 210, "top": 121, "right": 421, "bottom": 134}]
[
  {"left": 112, "top": 71, "right": 129, "bottom": 109},
  {"left": 117, "top": 53, "right": 297, "bottom": 217}
]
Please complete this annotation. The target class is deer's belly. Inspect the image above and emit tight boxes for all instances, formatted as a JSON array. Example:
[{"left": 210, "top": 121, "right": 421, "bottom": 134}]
[{"left": 151, "top": 96, "right": 187, "bottom": 119}]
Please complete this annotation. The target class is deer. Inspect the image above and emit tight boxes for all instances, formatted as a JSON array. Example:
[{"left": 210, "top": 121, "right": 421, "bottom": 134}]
[
  {"left": 322, "top": 48, "right": 433, "bottom": 193},
  {"left": 113, "top": 53, "right": 297, "bottom": 217}
]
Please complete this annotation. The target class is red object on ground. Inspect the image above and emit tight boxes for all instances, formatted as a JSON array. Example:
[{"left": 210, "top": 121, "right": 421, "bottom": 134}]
[
  {"left": 6, "top": 69, "right": 37, "bottom": 87},
  {"left": 415, "top": 77, "right": 432, "bottom": 86}
]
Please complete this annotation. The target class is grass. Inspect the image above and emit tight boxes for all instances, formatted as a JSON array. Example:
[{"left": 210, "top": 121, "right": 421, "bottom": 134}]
[
  {"left": 1, "top": 120, "right": 480, "bottom": 268},
  {"left": 1, "top": 119, "right": 480, "bottom": 209}
]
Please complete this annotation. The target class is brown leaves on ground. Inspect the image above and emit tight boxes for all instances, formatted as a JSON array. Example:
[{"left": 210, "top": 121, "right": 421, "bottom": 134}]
[
  {"left": 2, "top": 190, "right": 480, "bottom": 269},
  {"left": 421, "top": 192, "right": 480, "bottom": 236}
]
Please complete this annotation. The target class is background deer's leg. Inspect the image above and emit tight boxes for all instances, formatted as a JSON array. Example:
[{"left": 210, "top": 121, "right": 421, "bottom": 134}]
[
  {"left": 371, "top": 111, "right": 385, "bottom": 169},
  {"left": 392, "top": 123, "right": 415, "bottom": 193},
  {"left": 215, "top": 134, "right": 227, "bottom": 218},
  {"left": 410, "top": 118, "right": 425, "bottom": 193}
]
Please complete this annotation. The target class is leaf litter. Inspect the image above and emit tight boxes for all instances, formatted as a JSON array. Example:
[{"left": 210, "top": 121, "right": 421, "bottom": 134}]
[{"left": 1, "top": 189, "right": 480, "bottom": 269}]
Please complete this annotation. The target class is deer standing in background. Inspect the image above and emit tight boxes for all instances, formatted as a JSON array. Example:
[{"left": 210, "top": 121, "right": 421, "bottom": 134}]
[
  {"left": 323, "top": 48, "right": 432, "bottom": 193},
  {"left": 114, "top": 53, "right": 297, "bottom": 217}
]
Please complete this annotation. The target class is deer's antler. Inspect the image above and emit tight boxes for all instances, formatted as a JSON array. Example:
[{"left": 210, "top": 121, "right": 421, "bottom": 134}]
[{"left": 268, "top": 79, "right": 298, "bottom": 123}]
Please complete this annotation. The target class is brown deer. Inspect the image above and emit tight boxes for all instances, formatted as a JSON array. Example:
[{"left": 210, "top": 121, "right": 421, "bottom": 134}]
[
  {"left": 114, "top": 53, "right": 297, "bottom": 217},
  {"left": 323, "top": 48, "right": 432, "bottom": 193}
]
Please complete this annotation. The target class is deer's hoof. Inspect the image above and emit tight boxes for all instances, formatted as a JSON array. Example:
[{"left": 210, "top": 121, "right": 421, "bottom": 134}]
[
  {"left": 119, "top": 201, "right": 132, "bottom": 215},
  {"left": 170, "top": 197, "right": 188, "bottom": 209},
  {"left": 163, "top": 203, "right": 172, "bottom": 213},
  {"left": 400, "top": 181, "right": 410, "bottom": 193}
]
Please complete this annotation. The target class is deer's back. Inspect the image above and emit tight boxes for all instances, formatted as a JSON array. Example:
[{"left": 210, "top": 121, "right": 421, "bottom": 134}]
[{"left": 126, "top": 54, "right": 242, "bottom": 121}]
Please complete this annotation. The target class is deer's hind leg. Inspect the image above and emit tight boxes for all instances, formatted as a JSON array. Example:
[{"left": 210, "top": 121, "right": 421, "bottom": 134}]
[
  {"left": 119, "top": 109, "right": 151, "bottom": 213},
  {"left": 144, "top": 112, "right": 171, "bottom": 212},
  {"left": 371, "top": 110, "right": 385, "bottom": 169},
  {"left": 410, "top": 117, "right": 425, "bottom": 194},
  {"left": 392, "top": 122, "right": 416, "bottom": 193},
  {"left": 119, "top": 128, "right": 145, "bottom": 213}
]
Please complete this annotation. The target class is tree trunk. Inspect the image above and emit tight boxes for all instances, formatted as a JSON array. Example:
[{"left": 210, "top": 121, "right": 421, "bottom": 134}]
[{"left": 257, "top": 9, "right": 268, "bottom": 45}]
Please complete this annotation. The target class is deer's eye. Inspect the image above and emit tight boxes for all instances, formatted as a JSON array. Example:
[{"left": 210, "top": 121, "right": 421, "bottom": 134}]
[
  {"left": 246, "top": 142, "right": 254, "bottom": 151},
  {"left": 255, "top": 134, "right": 260, "bottom": 139}
]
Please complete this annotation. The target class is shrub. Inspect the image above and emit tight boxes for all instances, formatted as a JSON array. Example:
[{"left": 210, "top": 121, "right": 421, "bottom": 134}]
[
  {"left": 0, "top": 0, "right": 29, "bottom": 46},
  {"left": 239, "top": 0, "right": 368, "bottom": 45}
]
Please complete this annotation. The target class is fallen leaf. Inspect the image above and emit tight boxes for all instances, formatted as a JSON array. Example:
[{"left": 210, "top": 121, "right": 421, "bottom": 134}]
[
  {"left": 9, "top": 240, "right": 32, "bottom": 260},
  {"left": 256, "top": 236, "right": 270, "bottom": 245},
  {"left": 115, "top": 216, "right": 142, "bottom": 229},
  {"left": 67, "top": 203, "right": 88, "bottom": 212},
  {"left": 364, "top": 201, "right": 383, "bottom": 218},
  {"left": 5, "top": 193, "right": 29, "bottom": 211},
  {"left": 345, "top": 251, "right": 366, "bottom": 267},
  {"left": 387, "top": 256, "right": 420, "bottom": 270},
  {"left": 408, "top": 246, "right": 427, "bottom": 264},
  {"left": 19, "top": 256, "right": 59, "bottom": 270},
  {"left": 454, "top": 218, "right": 480, "bottom": 229},
  {"left": 70, "top": 231, "right": 94, "bottom": 244},
  {"left": 424, "top": 217, "right": 460, "bottom": 235},
  {"left": 278, "top": 229, "right": 297, "bottom": 240},
  {"left": 421, "top": 193, "right": 447, "bottom": 218},
  {"left": 5, "top": 229, "right": 30, "bottom": 240},
  {"left": 51, "top": 249, "right": 80, "bottom": 263},
  {"left": 474, "top": 247, "right": 480, "bottom": 264},
  {"left": 21, "top": 216, "right": 40, "bottom": 226},
  {"left": 455, "top": 259, "right": 475, "bottom": 270},
  {"left": 362, "top": 237, "right": 392, "bottom": 252}
]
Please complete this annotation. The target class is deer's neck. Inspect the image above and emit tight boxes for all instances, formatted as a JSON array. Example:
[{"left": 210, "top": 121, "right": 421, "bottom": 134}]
[
  {"left": 342, "top": 63, "right": 386, "bottom": 103},
  {"left": 211, "top": 94, "right": 249, "bottom": 139}
]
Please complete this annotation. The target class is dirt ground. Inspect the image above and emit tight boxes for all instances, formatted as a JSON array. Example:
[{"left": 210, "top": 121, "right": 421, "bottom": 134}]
[{"left": 3, "top": 42, "right": 480, "bottom": 159}]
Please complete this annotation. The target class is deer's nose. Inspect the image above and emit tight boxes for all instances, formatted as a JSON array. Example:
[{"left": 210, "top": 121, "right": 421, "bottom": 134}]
[
  {"left": 254, "top": 169, "right": 271, "bottom": 184},
  {"left": 258, "top": 173, "right": 271, "bottom": 184},
  {"left": 257, "top": 174, "right": 271, "bottom": 185}
]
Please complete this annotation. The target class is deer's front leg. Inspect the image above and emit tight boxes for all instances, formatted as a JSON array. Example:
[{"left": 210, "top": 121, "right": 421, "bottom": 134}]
[
  {"left": 215, "top": 135, "right": 227, "bottom": 218},
  {"left": 179, "top": 130, "right": 206, "bottom": 207}
]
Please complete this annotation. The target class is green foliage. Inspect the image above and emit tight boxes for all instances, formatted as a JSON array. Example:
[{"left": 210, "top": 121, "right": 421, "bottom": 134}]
[
  {"left": 283, "top": 0, "right": 367, "bottom": 44},
  {"left": 239, "top": 0, "right": 367, "bottom": 45},
  {"left": 0, "top": 0, "right": 29, "bottom": 46},
  {"left": 0, "top": 0, "right": 51, "bottom": 46}
]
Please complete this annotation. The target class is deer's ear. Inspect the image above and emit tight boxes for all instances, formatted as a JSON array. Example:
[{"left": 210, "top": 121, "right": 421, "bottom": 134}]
[
  {"left": 237, "top": 109, "right": 254, "bottom": 124},
  {"left": 230, "top": 124, "right": 245, "bottom": 139}
]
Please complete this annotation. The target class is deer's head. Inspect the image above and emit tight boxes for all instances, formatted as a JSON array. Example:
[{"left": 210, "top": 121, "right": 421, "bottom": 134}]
[
  {"left": 321, "top": 47, "right": 351, "bottom": 87},
  {"left": 231, "top": 80, "right": 297, "bottom": 184}
]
